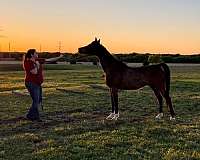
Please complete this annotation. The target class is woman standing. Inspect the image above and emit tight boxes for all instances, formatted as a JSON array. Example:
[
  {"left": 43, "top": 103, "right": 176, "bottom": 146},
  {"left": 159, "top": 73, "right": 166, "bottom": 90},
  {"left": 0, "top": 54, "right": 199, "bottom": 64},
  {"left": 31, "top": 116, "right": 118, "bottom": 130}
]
[{"left": 23, "top": 49, "right": 44, "bottom": 121}]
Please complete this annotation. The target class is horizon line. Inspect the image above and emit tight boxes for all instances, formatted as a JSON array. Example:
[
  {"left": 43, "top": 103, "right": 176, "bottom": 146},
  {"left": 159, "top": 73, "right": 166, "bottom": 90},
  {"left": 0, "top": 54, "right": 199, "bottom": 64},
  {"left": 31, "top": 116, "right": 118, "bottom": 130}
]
[{"left": 0, "top": 51, "right": 199, "bottom": 56}]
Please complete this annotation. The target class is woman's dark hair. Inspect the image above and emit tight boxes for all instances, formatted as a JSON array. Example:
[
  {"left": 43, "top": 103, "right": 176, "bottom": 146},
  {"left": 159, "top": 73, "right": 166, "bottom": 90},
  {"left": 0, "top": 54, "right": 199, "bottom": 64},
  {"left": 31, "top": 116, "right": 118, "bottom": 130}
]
[{"left": 24, "top": 49, "right": 36, "bottom": 60}]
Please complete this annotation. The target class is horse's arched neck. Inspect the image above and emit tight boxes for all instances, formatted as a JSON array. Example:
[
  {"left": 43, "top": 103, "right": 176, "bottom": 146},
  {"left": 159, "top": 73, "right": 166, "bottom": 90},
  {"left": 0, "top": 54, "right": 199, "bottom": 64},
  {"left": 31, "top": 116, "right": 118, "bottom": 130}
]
[{"left": 96, "top": 47, "right": 118, "bottom": 73}]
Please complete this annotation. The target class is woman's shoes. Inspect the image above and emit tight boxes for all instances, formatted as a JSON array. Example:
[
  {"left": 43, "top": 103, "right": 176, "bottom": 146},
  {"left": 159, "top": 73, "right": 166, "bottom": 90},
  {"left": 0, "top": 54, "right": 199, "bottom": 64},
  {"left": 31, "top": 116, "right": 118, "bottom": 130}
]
[{"left": 26, "top": 115, "right": 42, "bottom": 122}]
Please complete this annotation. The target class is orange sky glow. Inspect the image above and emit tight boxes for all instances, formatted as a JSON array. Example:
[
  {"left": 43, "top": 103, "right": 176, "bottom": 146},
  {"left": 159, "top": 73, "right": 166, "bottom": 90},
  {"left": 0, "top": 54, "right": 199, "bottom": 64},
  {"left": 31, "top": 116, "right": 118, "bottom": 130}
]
[{"left": 0, "top": 0, "right": 200, "bottom": 55}]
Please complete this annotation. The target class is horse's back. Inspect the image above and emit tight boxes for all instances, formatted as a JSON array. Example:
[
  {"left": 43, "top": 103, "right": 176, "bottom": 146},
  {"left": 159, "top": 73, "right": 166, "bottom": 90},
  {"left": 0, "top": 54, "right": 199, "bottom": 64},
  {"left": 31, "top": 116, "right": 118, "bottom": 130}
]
[{"left": 122, "top": 63, "right": 167, "bottom": 88}]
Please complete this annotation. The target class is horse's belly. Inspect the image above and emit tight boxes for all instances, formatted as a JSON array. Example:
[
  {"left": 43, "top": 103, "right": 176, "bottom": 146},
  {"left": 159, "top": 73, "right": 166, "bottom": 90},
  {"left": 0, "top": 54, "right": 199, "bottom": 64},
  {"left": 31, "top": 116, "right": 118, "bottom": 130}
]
[
  {"left": 119, "top": 79, "right": 147, "bottom": 90},
  {"left": 120, "top": 83, "right": 146, "bottom": 90},
  {"left": 106, "top": 75, "right": 146, "bottom": 90},
  {"left": 107, "top": 81, "right": 146, "bottom": 90}
]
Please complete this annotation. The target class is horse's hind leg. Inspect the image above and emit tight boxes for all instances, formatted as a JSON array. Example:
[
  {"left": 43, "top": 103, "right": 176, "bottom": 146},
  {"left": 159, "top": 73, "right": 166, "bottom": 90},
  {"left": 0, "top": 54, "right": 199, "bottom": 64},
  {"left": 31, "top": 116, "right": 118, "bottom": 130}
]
[
  {"left": 164, "top": 94, "right": 175, "bottom": 120},
  {"left": 151, "top": 87, "right": 164, "bottom": 119},
  {"left": 160, "top": 87, "right": 175, "bottom": 120}
]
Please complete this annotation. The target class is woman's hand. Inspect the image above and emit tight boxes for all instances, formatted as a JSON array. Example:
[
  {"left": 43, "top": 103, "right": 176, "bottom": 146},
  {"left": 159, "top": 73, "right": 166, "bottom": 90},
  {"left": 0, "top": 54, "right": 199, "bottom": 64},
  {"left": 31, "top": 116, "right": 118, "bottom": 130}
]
[
  {"left": 30, "top": 61, "right": 40, "bottom": 74},
  {"left": 35, "top": 61, "right": 40, "bottom": 70},
  {"left": 30, "top": 67, "right": 38, "bottom": 74}
]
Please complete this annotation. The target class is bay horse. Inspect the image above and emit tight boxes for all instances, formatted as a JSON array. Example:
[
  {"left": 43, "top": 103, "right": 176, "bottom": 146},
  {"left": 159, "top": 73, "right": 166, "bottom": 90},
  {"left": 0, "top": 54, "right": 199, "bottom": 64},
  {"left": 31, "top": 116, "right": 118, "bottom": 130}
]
[{"left": 78, "top": 38, "right": 175, "bottom": 120}]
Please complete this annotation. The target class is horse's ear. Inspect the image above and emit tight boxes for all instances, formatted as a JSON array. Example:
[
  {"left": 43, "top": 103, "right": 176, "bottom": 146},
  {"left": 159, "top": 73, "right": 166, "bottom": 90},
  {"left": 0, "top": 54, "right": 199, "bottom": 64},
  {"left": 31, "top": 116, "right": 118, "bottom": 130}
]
[
  {"left": 95, "top": 37, "right": 97, "bottom": 41},
  {"left": 97, "top": 39, "right": 100, "bottom": 43}
]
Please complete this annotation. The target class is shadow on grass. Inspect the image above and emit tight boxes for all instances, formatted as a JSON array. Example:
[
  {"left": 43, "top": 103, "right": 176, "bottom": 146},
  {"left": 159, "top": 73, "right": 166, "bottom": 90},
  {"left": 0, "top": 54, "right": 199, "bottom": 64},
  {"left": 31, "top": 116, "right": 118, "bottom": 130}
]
[{"left": 0, "top": 108, "right": 150, "bottom": 139}]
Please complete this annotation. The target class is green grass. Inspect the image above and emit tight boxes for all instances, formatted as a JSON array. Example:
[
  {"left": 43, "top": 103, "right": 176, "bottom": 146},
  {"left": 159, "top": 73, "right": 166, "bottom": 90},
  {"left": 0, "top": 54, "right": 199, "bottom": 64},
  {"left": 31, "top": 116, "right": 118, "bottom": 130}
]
[{"left": 0, "top": 64, "right": 200, "bottom": 160}]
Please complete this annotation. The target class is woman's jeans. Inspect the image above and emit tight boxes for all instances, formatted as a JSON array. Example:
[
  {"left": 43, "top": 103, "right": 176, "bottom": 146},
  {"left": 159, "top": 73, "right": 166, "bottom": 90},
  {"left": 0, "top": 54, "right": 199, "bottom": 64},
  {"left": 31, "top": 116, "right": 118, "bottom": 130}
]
[{"left": 25, "top": 82, "right": 42, "bottom": 120}]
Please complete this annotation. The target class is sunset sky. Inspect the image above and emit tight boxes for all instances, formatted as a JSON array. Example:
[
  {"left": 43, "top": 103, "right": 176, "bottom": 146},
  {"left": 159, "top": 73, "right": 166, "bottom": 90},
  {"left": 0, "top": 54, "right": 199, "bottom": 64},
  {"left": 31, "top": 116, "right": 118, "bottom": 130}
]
[{"left": 0, "top": 0, "right": 200, "bottom": 54}]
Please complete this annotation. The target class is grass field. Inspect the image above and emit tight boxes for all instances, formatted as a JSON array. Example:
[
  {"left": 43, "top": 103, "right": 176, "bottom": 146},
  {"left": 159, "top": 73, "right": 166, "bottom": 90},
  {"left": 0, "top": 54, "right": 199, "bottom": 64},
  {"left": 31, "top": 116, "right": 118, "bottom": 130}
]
[{"left": 0, "top": 64, "right": 200, "bottom": 160}]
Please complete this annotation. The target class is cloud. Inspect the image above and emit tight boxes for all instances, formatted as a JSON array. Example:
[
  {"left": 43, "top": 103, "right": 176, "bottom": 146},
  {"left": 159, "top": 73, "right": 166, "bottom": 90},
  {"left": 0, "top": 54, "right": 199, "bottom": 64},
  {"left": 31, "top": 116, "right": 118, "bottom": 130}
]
[
  {"left": 0, "top": 26, "right": 4, "bottom": 31},
  {"left": 0, "top": 35, "right": 7, "bottom": 38}
]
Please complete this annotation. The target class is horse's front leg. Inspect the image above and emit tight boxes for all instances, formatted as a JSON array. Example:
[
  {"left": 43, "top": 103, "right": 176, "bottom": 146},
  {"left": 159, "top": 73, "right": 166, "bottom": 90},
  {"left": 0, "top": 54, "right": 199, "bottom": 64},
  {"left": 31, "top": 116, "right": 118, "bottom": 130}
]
[
  {"left": 106, "top": 88, "right": 115, "bottom": 119},
  {"left": 106, "top": 88, "right": 119, "bottom": 120}
]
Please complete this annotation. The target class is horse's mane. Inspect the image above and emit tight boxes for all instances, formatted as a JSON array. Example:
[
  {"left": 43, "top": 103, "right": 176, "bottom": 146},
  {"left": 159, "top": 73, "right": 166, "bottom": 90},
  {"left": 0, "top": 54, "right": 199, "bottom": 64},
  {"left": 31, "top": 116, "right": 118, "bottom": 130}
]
[{"left": 100, "top": 44, "right": 128, "bottom": 68}]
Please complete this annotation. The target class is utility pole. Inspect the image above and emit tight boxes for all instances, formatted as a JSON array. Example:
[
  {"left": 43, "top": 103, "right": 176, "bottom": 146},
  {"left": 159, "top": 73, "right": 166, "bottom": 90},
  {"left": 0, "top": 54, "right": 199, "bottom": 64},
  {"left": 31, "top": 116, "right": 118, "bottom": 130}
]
[
  {"left": 8, "top": 42, "right": 11, "bottom": 58},
  {"left": 58, "top": 41, "right": 63, "bottom": 53},
  {"left": 39, "top": 44, "right": 42, "bottom": 53},
  {"left": 8, "top": 42, "right": 11, "bottom": 52}
]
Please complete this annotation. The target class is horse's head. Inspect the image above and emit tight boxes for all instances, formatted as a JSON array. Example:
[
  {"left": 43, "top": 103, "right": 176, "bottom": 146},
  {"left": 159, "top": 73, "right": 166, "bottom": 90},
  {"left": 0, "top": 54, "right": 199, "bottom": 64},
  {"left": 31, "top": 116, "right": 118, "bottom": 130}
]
[{"left": 78, "top": 38, "right": 102, "bottom": 56}]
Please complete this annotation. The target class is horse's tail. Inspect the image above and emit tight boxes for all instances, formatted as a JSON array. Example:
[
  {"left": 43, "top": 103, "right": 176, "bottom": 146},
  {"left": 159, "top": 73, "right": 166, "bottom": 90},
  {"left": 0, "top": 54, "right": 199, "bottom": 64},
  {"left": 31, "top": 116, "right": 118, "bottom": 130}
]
[{"left": 160, "top": 63, "right": 170, "bottom": 96}]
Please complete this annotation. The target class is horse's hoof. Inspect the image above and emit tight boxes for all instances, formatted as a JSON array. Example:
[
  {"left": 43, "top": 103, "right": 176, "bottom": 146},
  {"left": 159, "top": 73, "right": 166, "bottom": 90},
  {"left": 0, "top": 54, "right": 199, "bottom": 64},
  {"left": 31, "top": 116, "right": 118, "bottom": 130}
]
[
  {"left": 111, "top": 113, "right": 119, "bottom": 120},
  {"left": 169, "top": 116, "right": 176, "bottom": 121},
  {"left": 106, "top": 113, "right": 115, "bottom": 120},
  {"left": 155, "top": 113, "right": 164, "bottom": 119}
]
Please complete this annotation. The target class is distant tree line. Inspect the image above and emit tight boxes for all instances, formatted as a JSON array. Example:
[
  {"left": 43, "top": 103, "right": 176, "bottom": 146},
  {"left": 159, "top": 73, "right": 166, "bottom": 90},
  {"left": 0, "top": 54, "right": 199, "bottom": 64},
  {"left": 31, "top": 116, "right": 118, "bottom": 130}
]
[
  {"left": 114, "top": 53, "right": 200, "bottom": 64},
  {"left": 0, "top": 52, "right": 200, "bottom": 63}
]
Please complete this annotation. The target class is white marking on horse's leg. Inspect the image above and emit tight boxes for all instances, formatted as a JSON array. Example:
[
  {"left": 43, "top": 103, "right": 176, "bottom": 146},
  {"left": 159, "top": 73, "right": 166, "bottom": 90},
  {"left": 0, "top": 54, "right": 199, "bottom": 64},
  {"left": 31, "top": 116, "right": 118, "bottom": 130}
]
[
  {"left": 155, "top": 113, "right": 164, "bottom": 119},
  {"left": 169, "top": 116, "right": 176, "bottom": 121},
  {"left": 106, "top": 113, "right": 115, "bottom": 120},
  {"left": 111, "top": 113, "right": 119, "bottom": 120}
]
